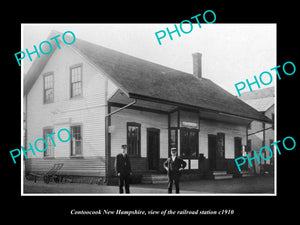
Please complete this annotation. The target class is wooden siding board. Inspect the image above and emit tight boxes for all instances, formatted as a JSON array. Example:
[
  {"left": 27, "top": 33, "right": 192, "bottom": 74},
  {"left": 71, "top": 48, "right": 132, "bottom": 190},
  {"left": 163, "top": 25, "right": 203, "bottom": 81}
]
[
  {"left": 25, "top": 42, "right": 251, "bottom": 177},
  {"left": 199, "top": 119, "right": 246, "bottom": 159},
  {"left": 110, "top": 107, "right": 169, "bottom": 160},
  {"left": 26, "top": 45, "right": 107, "bottom": 160},
  {"left": 25, "top": 44, "right": 108, "bottom": 177},
  {"left": 25, "top": 157, "right": 105, "bottom": 176}
]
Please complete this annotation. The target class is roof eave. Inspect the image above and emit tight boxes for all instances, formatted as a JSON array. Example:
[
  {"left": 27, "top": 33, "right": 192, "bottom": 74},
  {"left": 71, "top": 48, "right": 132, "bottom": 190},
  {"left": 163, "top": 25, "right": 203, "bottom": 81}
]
[
  {"left": 24, "top": 31, "right": 62, "bottom": 96},
  {"left": 128, "top": 93, "right": 272, "bottom": 123}
]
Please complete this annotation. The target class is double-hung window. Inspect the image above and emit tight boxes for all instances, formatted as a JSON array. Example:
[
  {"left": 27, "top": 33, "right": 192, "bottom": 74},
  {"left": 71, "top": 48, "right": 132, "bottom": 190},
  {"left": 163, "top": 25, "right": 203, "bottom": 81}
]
[
  {"left": 127, "top": 122, "right": 141, "bottom": 156},
  {"left": 43, "top": 128, "right": 54, "bottom": 157},
  {"left": 71, "top": 125, "right": 82, "bottom": 156},
  {"left": 70, "top": 65, "right": 82, "bottom": 98},
  {"left": 43, "top": 73, "right": 54, "bottom": 104}
]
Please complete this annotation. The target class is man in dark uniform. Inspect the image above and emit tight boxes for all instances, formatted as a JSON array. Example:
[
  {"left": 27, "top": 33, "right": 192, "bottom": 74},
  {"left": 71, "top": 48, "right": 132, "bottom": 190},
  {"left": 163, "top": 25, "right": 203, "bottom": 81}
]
[
  {"left": 114, "top": 144, "right": 132, "bottom": 194},
  {"left": 163, "top": 148, "right": 187, "bottom": 194}
]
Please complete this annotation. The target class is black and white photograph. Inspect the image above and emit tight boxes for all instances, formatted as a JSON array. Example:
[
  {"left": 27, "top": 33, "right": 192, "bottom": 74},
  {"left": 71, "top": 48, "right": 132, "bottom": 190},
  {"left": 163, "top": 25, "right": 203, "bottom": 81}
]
[
  {"left": 4, "top": 4, "right": 298, "bottom": 221},
  {"left": 21, "top": 23, "right": 276, "bottom": 195}
]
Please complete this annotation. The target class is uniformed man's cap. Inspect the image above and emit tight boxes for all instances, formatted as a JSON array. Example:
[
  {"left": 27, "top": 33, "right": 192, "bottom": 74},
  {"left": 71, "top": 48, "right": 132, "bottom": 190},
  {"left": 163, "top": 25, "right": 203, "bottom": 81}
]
[
  {"left": 121, "top": 144, "right": 127, "bottom": 148},
  {"left": 171, "top": 148, "right": 177, "bottom": 152}
]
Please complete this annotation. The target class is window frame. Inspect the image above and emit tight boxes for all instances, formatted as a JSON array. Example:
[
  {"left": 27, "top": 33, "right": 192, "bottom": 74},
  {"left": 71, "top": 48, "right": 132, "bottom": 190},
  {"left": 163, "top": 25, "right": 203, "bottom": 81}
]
[
  {"left": 126, "top": 122, "right": 141, "bottom": 157},
  {"left": 70, "top": 64, "right": 83, "bottom": 99},
  {"left": 43, "top": 127, "right": 54, "bottom": 158},
  {"left": 216, "top": 132, "right": 225, "bottom": 159},
  {"left": 70, "top": 125, "right": 83, "bottom": 157},
  {"left": 179, "top": 127, "right": 199, "bottom": 158},
  {"left": 43, "top": 72, "right": 54, "bottom": 104},
  {"left": 169, "top": 128, "right": 178, "bottom": 154}
]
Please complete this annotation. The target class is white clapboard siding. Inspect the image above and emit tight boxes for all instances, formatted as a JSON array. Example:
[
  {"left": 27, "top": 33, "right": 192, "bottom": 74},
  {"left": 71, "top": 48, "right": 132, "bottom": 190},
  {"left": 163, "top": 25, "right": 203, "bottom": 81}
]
[
  {"left": 25, "top": 157, "right": 106, "bottom": 176},
  {"left": 26, "top": 44, "right": 107, "bottom": 160},
  {"left": 110, "top": 107, "right": 169, "bottom": 159},
  {"left": 199, "top": 119, "right": 246, "bottom": 159}
]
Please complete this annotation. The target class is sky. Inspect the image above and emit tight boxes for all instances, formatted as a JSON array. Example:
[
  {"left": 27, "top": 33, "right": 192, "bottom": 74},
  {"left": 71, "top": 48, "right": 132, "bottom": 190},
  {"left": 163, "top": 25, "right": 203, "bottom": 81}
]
[{"left": 22, "top": 23, "right": 276, "bottom": 95}]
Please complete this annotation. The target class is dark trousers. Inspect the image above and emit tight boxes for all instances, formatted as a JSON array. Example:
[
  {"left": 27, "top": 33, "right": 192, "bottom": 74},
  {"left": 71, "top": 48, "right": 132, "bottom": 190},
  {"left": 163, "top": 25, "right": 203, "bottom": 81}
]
[
  {"left": 119, "top": 174, "right": 130, "bottom": 194},
  {"left": 168, "top": 172, "right": 180, "bottom": 194}
]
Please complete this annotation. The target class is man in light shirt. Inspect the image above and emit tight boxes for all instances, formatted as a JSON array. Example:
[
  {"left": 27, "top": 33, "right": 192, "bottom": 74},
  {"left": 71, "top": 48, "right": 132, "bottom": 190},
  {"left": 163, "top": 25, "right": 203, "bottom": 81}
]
[{"left": 163, "top": 148, "right": 187, "bottom": 194}]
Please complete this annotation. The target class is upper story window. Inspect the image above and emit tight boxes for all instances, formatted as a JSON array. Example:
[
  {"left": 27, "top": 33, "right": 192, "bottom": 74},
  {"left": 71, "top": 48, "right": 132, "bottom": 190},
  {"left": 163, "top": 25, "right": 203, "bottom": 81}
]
[
  {"left": 43, "top": 73, "right": 54, "bottom": 104},
  {"left": 70, "top": 65, "right": 82, "bottom": 98}
]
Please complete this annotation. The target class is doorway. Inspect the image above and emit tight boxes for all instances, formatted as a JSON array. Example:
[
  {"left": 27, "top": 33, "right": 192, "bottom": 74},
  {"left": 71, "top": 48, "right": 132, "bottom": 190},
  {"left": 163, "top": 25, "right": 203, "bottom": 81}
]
[
  {"left": 234, "top": 137, "right": 242, "bottom": 158},
  {"left": 208, "top": 134, "right": 217, "bottom": 169},
  {"left": 147, "top": 128, "right": 160, "bottom": 170}
]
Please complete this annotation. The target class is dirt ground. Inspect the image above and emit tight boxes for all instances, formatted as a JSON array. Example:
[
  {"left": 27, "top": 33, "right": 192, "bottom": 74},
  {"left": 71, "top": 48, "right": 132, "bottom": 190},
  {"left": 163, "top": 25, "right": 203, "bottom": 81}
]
[{"left": 23, "top": 175, "right": 274, "bottom": 195}]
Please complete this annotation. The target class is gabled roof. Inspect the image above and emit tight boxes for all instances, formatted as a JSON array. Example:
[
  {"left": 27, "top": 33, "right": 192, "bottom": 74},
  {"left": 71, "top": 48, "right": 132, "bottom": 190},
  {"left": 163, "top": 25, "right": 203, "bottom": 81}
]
[
  {"left": 24, "top": 31, "right": 60, "bottom": 95},
  {"left": 24, "top": 31, "right": 271, "bottom": 123},
  {"left": 239, "top": 86, "right": 275, "bottom": 100},
  {"left": 241, "top": 97, "right": 274, "bottom": 112},
  {"left": 239, "top": 87, "right": 275, "bottom": 112}
]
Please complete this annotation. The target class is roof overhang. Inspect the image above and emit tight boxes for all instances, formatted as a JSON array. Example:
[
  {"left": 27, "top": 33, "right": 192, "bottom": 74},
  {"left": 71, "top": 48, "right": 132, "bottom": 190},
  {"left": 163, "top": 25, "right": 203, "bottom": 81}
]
[
  {"left": 128, "top": 93, "right": 272, "bottom": 124},
  {"left": 23, "top": 31, "right": 273, "bottom": 126},
  {"left": 109, "top": 89, "right": 272, "bottom": 124},
  {"left": 24, "top": 30, "right": 62, "bottom": 95}
]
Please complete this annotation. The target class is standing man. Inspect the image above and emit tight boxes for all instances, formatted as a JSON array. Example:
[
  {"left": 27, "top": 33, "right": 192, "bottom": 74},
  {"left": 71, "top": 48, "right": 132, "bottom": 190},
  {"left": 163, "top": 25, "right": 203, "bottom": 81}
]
[
  {"left": 163, "top": 148, "right": 187, "bottom": 194},
  {"left": 115, "top": 144, "right": 132, "bottom": 194}
]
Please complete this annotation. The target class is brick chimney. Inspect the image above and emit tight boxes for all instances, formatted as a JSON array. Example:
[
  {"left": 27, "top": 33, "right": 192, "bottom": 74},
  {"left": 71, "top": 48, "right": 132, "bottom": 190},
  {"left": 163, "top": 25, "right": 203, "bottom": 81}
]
[{"left": 192, "top": 52, "right": 202, "bottom": 79}]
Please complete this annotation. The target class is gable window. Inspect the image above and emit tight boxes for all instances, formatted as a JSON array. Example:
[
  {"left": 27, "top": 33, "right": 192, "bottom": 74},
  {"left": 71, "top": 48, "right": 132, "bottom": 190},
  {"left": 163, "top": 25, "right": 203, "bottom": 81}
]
[
  {"left": 127, "top": 122, "right": 141, "bottom": 156},
  {"left": 43, "top": 73, "right": 54, "bottom": 104},
  {"left": 71, "top": 125, "right": 82, "bottom": 156},
  {"left": 44, "top": 128, "right": 54, "bottom": 157},
  {"left": 70, "top": 65, "right": 82, "bottom": 98}
]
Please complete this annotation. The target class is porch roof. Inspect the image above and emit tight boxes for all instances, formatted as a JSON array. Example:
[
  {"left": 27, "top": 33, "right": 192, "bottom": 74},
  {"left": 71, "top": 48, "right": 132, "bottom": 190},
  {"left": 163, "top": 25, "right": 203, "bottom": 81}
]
[{"left": 24, "top": 31, "right": 272, "bottom": 123}]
